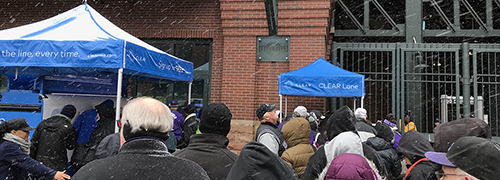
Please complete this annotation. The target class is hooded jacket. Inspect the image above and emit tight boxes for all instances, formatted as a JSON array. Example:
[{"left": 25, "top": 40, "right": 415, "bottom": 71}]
[
  {"left": 302, "top": 106, "right": 363, "bottom": 180},
  {"left": 355, "top": 117, "right": 377, "bottom": 142},
  {"left": 30, "top": 114, "right": 76, "bottom": 171},
  {"left": 397, "top": 131, "right": 440, "bottom": 180},
  {"left": 173, "top": 133, "right": 238, "bottom": 180},
  {"left": 322, "top": 153, "right": 379, "bottom": 180},
  {"left": 227, "top": 141, "right": 299, "bottom": 180},
  {"left": 281, "top": 117, "right": 316, "bottom": 178},
  {"left": 366, "top": 137, "right": 401, "bottom": 180}
]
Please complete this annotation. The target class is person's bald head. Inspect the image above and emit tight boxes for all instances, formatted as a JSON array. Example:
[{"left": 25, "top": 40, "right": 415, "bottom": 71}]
[{"left": 121, "top": 97, "right": 173, "bottom": 134}]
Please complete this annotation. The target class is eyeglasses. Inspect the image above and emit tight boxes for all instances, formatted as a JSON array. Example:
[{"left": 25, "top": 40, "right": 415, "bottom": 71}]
[{"left": 435, "top": 171, "right": 466, "bottom": 179}]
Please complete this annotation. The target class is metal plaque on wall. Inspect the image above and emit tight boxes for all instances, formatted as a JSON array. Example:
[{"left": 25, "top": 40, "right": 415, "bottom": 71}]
[{"left": 257, "top": 36, "right": 290, "bottom": 62}]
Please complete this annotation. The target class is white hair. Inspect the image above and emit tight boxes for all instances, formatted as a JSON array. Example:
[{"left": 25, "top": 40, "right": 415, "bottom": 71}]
[{"left": 121, "top": 97, "right": 173, "bottom": 133}]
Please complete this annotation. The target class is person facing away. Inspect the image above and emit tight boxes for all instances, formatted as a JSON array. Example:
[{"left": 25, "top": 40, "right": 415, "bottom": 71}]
[
  {"left": 30, "top": 104, "right": 77, "bottom": 171},
  {"left": 71, "top": 101, "right": 115, "bottom": 171},
  {"left": 365, "top": 122, "right": 402, "bottom": 180},
  {"left": 73, "top": 99, "right": 113, "bottom": 144},
  {"left": 354, "top": 107, "right": 378, "bottom": 142},
  {"left": 433, "top": 118, "right": 491, "bottom": 153},
  {"left": 302, "top": 105, "right": 364, "bottom": 180},
  {"left": 281, "top": 114, "right": 316, "bottom": 178},
  {"left": 255, "top": 103, "right": 287, "bottom": 156},
  {"left": 397, "top": 130, "right": 440, "bottom": 180},
  {"left": 320, "top": 153, "right": 380, "bottom": 180},
  {"left": 0, "top": 118, "right": 70, "bottom": 180},
  {"left": 72, "top": 97, "right": 209, "bottom": 180},
  {"left": 170, "top": 99, "right": 185, "bottom": 141},
  {"left": 227, "top": 141, "right": 299, "bottom": 180},
  {"left": 174, "top": 103, "right": 237, "bottom": 180},
  {"left": 425, "top": 136, "right": 500, "bottom": 180},
  {"left": 176, "top": 103, "right": 201, "bottom": 149}
]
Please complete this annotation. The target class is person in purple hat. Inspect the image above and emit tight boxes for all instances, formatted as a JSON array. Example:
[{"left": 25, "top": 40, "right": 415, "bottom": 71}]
[
  {"left": 425, "top": 136, "right": 500, "bottom": 180},
  {"left": 169, "top": 99, "right": 185, "bottom": 141}
]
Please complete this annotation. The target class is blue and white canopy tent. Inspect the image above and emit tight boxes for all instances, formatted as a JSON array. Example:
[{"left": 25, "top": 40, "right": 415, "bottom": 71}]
[
  {"left": 0, "top": 4, "right": 193, "bottom": 121},
  {"left": 278, "top": 57, "right": 365, "bottom": 119}
]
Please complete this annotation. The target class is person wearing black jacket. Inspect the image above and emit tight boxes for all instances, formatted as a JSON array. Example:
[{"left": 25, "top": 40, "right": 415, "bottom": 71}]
[
  {"left": 30, "top": 104, "right": 77, "bottom": 171},
  {"left": 72, "top": 97, "right": 209, "bottom": 180},
  {"left": 71, "top": 102, "right": 115, "bottom": 171},
  {"left": 174, "top": 103, "right": 237, "bottom": 180},
  {"left": 0, "top": 118, "right": 69, "bottom": 180},
  {"left": 227, "top": 141, "right": 298, "bottom": 180},
  {"left": 176, "top": 103, "right": 200, "bottom": 149},
  {"left": 397, "top": 130, "right": 440, "bottom": 180},
  {"left": 301, "top": 106, "right": 364, "bottom": 180},
  {"left": 366, "top": 122, "right": 402, "bottom": 180}
]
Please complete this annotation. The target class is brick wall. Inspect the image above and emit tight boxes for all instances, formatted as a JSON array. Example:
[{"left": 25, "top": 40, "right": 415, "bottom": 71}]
[
  {"left": 220, "top": 0, "right": 331, "bottom": 152},
  {"left": 0, "top": 0, "right": 332, "bottom": 153}
]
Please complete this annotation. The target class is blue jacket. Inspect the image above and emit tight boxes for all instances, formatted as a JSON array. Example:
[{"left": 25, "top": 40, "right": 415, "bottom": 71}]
[
  {"left": 0, "top": 140, "right": 56, "bottom": 180},
  {"left": 73, "top": 109, "right": 98, "bottom": 144}
]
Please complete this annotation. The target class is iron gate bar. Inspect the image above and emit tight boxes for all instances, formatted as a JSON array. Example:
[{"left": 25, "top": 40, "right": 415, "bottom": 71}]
[
  {"left": 462, "top": 0, "right": 488, "bottom": 31},
  {"left": 495, "top": 0, "right": 500, "bottom": 8},
  {"left": 336, "top": 0, "right": 366, "bottom": 34},
  {"left": 371, "top": 0, "right": 400, "bottom": 31},
  {"left": 430, "top": 0, "right": 456, "bottom": 32}
]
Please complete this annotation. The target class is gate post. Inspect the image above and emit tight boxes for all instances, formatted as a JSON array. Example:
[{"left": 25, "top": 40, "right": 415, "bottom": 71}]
[{"left": 462, "top": 42, "right": 471, "bottom": 118}]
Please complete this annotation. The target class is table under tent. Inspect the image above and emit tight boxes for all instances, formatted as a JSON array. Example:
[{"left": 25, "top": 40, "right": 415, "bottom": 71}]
[
  {"left": 278, "top": 57, "right": 365, "bottom": 120},
  {"left": 0, "top": 4, "right": 193, "bottom": 133}
]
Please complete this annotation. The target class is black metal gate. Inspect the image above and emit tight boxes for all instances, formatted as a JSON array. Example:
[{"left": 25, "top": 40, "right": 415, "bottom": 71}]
[{"left": 332, "top": 42, "right": 500, "bottom": 136}]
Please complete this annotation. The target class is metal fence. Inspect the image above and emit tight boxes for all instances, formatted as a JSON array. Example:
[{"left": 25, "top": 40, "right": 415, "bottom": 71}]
[{"left": 332, "top": 42, "right": 500, "bottom": 136}]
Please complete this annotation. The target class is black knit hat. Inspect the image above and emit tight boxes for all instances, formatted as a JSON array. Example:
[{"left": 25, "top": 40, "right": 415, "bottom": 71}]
[
  {"left": 256, "top": 104, "right": 275, "bottom": 120},
  {"left": 199, "top": 103, "right": 232, "bottom": 136},
  {"left": 60, "top": 104, "right": 76, "bottom": 119}
]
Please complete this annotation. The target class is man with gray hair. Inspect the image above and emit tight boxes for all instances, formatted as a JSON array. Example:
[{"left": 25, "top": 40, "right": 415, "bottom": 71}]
[
  {"left": 72, "top": 97, "right": 209, "bottom": 179},
  {"left": 354, "top": 107, "right": 377, "bottom": 142}
]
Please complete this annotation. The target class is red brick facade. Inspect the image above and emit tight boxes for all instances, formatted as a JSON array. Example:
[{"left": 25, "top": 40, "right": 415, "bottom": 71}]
[{"left": 0, "top": 0, "right": 332, "bottom": 152}]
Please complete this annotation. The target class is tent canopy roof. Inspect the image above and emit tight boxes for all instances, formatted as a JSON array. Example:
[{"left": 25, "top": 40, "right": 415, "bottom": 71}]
[
  {"left": 278, "top": 57, "right": 365, "bottom": 97},
  {"left": 0, "top": 4, "right": 193, "bottom": 82}
]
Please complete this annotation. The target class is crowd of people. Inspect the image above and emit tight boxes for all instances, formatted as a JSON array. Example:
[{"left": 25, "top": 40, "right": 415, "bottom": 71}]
[{"left": 1, "top": 97, "right": 500, "bottom": 180}]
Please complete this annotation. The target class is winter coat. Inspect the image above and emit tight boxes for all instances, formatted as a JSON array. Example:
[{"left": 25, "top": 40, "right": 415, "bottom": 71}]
[
  {"left": 366, "top": 137, "right": 402, "bottom": 180},
  {"left": 255, "top": 121, "right": 287, "bottom": 156},
  {"left": 176, "top": 113, "right": 200, "bottom": 149},
  {"left": 72, "top": 137, "right": 209, "bottom": 180},
  {"left": 0, "top": 140, "right": 56, "bottom": 180},
  {"left": 355, "top": 118, "right": 377, "bottom": 142},
  {"left": 397, "top": 131, "right": 439, "bottom": 180},
  {"left": 95, "top": 132, "right": 120, "bottom": 159},
  {"left": 302, "top": 106, "right": 363, "bottom": 180},
  {"left": 404, "top": 122, "right": 417, "bottom": 132},
  {"left": 71, "top": 116, "right": 115, "bottom": 170},
  {"left": 281, "top": 117, "right": 316, "bottom": 178},
  {"left": 73, "top": 109, "right": 98, "bottom": 144},
  {"left": 171, "top": 110, "right": 185, "bottom": 140},
  {"left": 227, "top": 141, "right": 299, "bottom": 180},
  {"left": 173, "top": 133, "right": 237, "bottom": 180},
  {"left": 322, "top": 153, "right": 379, "bottom": 180},
  {"left": 362, "top": 142, "right": 388, "bottom": 178},
  {"left": 30, "top": 114, "right": 76, "bottom": 171}
]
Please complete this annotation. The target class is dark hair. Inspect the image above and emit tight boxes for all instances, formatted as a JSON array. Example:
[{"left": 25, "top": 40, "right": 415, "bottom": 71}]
[
  {"left": 0, "top": 121, "right": 8, "bottom": 141},
  {"left": 385, "top": 113, "right": 397, "bottom": 124}
]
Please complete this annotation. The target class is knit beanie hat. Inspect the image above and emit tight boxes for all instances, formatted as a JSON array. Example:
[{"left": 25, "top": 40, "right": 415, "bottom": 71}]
[
  {"left": 60, "top": 105, "right": 77, "bottom": 119},
  {"left": 199, "top": 103, "right": 232, "bottom": 136}
]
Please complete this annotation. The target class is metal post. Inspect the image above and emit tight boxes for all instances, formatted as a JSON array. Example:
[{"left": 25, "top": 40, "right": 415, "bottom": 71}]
[
  {"left": 455, "top": 50, "right": 461, "bottom": 119},
  {"left": 441, "top": 95, "right": 448, "bottom": 123},
  {"left": 279, "top": 94, "right": 282, "bottom": 123},
  {"left": 473, "top": 50, "right": 479, "bottom": 119},
  {"left": 188, "top": 82, "right": 192, "bottom": 104},
  {"left": 115, "top": 68, "right": 123, "bottom": 133},
  {"left": 361, "top": 96, "right": 364, "bottom": 108},
  {"left": 406, "top": 0, "right": 422, "bottom": 43},
  {"left": 285, "top": 95, "right": 288, "bottom": 118},
  {"left": 462, "top": 42, "right": 471, "bottom": 118}
]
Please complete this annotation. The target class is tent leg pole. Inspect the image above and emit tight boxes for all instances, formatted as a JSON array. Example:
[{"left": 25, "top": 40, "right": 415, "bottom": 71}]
[
  {"left": 188, "top": 82, "right": 192, "bottom": 105},
  {"left": 361, "top": 96, "right": 364, "bottom": 109},
  {"left": 279, "top": 95, "right": 282, "bottom": 123},
  {"left": 285, "top": 96, "right": 288, "bottom": 118},
  {"left": 354, "top": 98, "right": 356, "bottom": 110},
  {"left": 115, "top": 68, "right": 123, "bottom": 133}
]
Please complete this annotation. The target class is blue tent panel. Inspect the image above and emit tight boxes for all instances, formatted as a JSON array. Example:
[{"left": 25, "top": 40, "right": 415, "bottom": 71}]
[{"left": 279, "top": 57, "right": 365, "bottom": 97}]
